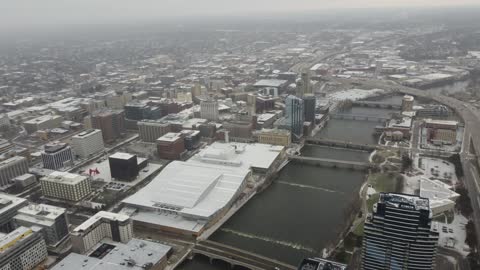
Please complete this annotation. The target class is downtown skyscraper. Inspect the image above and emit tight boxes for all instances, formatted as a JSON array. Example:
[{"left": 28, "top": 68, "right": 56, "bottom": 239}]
[
  {"left": 362, "top": 193, "right": 439, "bottom": 270},
  {"left": 285, "top": 95, "right": 304, "bottom": 139}
]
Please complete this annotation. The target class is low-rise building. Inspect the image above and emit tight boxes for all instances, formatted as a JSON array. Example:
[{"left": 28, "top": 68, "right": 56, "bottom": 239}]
[
  {"left": 0, "top": 156, "right": 29, "bottom": 189},
  {"left": 51, "top": 239, "right": 171, "bottom": 270},
  {"left": 40, "top": 171, "right": 91, "bottom": 202},
  {"left": 14, "top": 204, "right": 69, "bottom": 247},
  {"left": 70, "top": 211, "right": 133, "bottom": 254},
  {"left": 23, "top": 115, "right": 63, "bottom": 134},
  {"left": 254, "top": 129, "right": 291, "bottom": 146},
  {"left": 0, "top": 193, "right": 28, "bottom": 233},
  {"left": 0, "top": 226, "right": 48, "bottom": 270}
]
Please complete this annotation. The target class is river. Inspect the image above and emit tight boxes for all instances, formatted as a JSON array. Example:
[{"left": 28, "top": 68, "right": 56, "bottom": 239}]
[{"left": 178, "top": 146, "right": 368, "bottom": 269}]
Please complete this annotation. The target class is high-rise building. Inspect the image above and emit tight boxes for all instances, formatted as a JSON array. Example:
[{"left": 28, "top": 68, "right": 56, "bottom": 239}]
[
  {"left": 108, "top": 153, "right": 139, "bottom": 181},
  {"left": 285, "top": 95, "right": 304, "bottom": 139},
  {"left": 90, "top": 110, "right": 126, "bottom": 143},
  {"left": 303, "top": 94, "right": 316, "bottom": 124},
  {"left": 301, "top": 71, "right": 312, "bottom": 95},
  {"left": 0, "top": 193, "right": 28, "bottom": 233},
  {"left": 41, "top": 142, "right": 74, "bottom": 170},
  {"left": 70, "top": 211, "right": 133, "bottom": 254},
  {"left": 71, "top": 129, "right": 105, "bottom": 159},
  {"left": 0, "top": 226, "right": 48, "bottom": 270},
  {"left": 401, "top": 95, "right": 414, "bottom": 112},
  {"left": 138, "top": 121, "right": 172, "bottom": 143},
  {"left": 361, "top": 193, "right": 439, "bottom": 270},
  {"left": 0, "top": 156, "right": 29, "bottom": 189},
  {"left": 14, "top": 204, "right": 69, "bottom": 246},
  {"left": 200, "top": 100, "right": 219, "bottom": 121},
  {"left": 40, "top": 171, "right": 91, "bottom": 202}
]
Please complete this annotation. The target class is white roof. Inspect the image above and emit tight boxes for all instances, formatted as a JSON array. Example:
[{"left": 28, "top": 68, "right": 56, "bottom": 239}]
[
  {"left": 42, "top": 171, "right": 88, "bottom": 185},
  {"left": 123, "top": 142, "right": 283, "bottom": 224},
  {"left": 74, "top": 211, "right": 130, "bottom": 233}
]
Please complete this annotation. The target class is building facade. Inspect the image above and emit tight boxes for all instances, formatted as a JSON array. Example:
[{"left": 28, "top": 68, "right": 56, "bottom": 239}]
[
  {"left": 41, "top": 143, "right": 74, "bottom": 170},
  {"left": 0, "top": 194, "right": 28, "bottom": 233},
  {"left": 254, "top": 129, "right": 291, "bottom": 146},
  {"left": 71, "top": 129, "right": 105, "bottom": 159},
  {"left": 362, "top": 193, "right": 439, "bottom": 270},
  {"left": 138, "top": 121, "right": 172, "bottom": 143},
  {"left": 200, "top": 100, "right": 219, "bottom": 121},
  {"left": 401, "top": 95, "right": 414, "bottom": 112},
  {"left": 156, "top": 133, "right": 185, "bottom": 160},
  {"left": 0, "top": 226, "right": 48, "bottom": 270},
  {"left": 40, "top": 171, "right": 91, "bottom": 202},
  {"left": 285, "top": 95, "right": 304, "bottom": 139},
  {"left": 303, "top": 94, "right": 316, "bottom": 123},
  {"left": 108, "top": 153, "right": 139, "bottom": 181},
  {"left": 70, "top": 211, "right": 133, "bottom": 254},
  {"left": 14, "top": 204, "right": 69, "bottom": 247},
  {"left": 0, "top": 156, "right": 29, "bottom": 189},
  {"left": 90, "top": 110, "right": 126, "bottom": 143}
]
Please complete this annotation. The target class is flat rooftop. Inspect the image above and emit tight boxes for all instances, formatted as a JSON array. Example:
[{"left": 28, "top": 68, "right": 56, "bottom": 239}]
[
  {"left": 157, "top": 132, "right": 183, "bottom": 143},
  {"left": 42, "top": 171, "right": 87, "bottom": 185},
  {"left": 0, "top": 226, "right": 40, "bottom": 254},
  {"left": 298, "top": 257, "right": 347, "bottom": 270},
  {"left": 74, "top": 211, "right": 130, "bottom": 233},
  {"left": 0, "top": 193, "right": 27, "bottom": 215},
  {"left": 24, "top": 114, "right": 62, "bottom": 124},
  {"left": 109, "top": 152, "right": 135, "bottom": 160},
  {"left": 50, "top": 238, "right": 171, "bottom": 270},
  {"left": 73, "top": 129, "right": 101, "bottom": 138}
]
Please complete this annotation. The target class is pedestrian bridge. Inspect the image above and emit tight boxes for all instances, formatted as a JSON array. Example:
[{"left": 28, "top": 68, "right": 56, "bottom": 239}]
[
  {"left": 306, "top": 138, "right": 380, "bottom": 151},
  {"left": 191, "top": 240, "right": 296, "bottom": 270}
]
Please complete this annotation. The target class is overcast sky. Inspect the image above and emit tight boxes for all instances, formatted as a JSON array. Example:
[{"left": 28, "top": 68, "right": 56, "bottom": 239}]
[{"left": 2, "top": 0, "right": 479, "bottom": 28}]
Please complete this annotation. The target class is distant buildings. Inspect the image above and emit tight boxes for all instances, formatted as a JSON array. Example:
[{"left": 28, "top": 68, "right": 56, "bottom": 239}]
[
  {"left": 40, "top": 171, "right": 92, "bottom": 202},
  {"left": 200, "top": 100, "right": 219, "bottom": 121},
  {"left": 0, "top": 226, "right": 48, "bottom": 270},
  {"left": 23, "top": 115, "right": 63, "bottom": 134},
  {"left": 124, "top": 102, "right": 162, "bottom": 121},
  {"left": 285, "top": 95, "right": 304, "bottom": 139},
  {"left": 14, "top": 204, "right": 69, "bottom": 246},
  {"left": 70, "top": 211, "right": 133, "bottom": 254},
  {"left": 108, "top": 153, "right": 139, "bottom": 181},
  {"left": 138, "top": 121, "right": 171, "bottom": 143},
  {"left": 362, "top": 193, "right": 439, "bottom": 270},
  {"left": 156, "top": 133, "right": 186, "bottom": 160},
  {"left": 41, "top": 142, "right": 74, "bottom": 170},
  {"left": 0, "top": 193, "right": 28, "bottom": 233},
  {"left": 0, "top": 156, "right": 29, "bottom": 189},
  {"left": 254, "top": 129, "right": 291, "bottom": 146},
  {"left": 71, "top": 129, "right": 105, "bottom": 159},
  {"left": 401, "top": 95, "right": 414, "bottom": 112},
  {"left": 88, "top": 110, "right": 126, "bottom": 143}
]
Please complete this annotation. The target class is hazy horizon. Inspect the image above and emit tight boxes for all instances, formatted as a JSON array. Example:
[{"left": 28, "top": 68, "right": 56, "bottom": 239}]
[{"left": 3, "top": 0, "right": 480, "bottom": 30}]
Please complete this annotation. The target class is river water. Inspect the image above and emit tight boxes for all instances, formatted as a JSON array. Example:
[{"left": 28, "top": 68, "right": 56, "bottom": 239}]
[{"left": 178, "top": 146, "right": 368, "bottom": 269}]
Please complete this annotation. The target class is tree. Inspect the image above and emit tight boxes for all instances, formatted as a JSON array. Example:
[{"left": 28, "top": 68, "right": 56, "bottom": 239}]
[
  {"left": 448, "top": 154, "right": 464, "bottom": 177},
  {"left": 401, "top": 154, "right": 413, "bottom": 172}
]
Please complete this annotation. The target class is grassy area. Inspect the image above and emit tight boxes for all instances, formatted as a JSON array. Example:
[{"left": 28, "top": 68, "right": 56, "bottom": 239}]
[
  {"left": 368, "top": 172, "right": 401, "bottom": 193},
  {"left": 372, "top": 150, "right": 396, "bottom": 164},
  {"left": 367, "top": 193, "right": 380, "bottom": 213},
  {"left": 353, "top": 221, "right": 365, "bottom": 236}
]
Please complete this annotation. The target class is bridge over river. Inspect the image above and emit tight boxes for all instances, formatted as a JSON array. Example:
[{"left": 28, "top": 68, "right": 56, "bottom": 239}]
[{"left": 191, "top": 240, "right": 296, "bottom": 270}]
